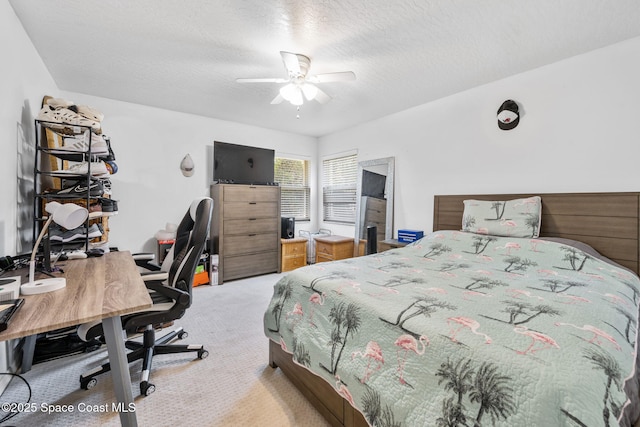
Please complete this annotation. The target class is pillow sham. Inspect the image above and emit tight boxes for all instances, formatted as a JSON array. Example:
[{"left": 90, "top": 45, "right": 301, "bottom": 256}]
[{"left": 461, "top": 196, "right": 542, "bottom": 238}]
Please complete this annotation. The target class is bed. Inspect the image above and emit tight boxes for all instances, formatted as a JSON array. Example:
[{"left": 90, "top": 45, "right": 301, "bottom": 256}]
[{"left": 264, "top": 192, "right": 640, "bottom": 427}]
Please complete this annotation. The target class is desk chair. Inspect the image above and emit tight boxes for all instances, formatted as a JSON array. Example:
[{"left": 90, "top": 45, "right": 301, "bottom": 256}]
[
  {"left": 131, "top": 234, "right": 178, "bottom": 283},
  {"left": 78, "top": 197, "right": 213, "bottom": 396}
]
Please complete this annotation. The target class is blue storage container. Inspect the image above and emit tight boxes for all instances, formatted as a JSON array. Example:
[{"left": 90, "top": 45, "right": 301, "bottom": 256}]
[{"left": 397, "top": 229, "right": 424, "bottom": 243}]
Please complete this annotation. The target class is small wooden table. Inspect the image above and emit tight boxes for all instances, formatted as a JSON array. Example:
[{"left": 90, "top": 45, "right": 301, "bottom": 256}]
[
  {"left": 314, "top": 235, "right": 354, "bottom": 263},
  {"left": 0, "top": 251, "right": 152, "bottom": 427},
  {"left": 378, "top": 238, "right": 409, "bottom": 252},
  {"left": 281, "top": 237, "right": 307, "bottom": 272}
]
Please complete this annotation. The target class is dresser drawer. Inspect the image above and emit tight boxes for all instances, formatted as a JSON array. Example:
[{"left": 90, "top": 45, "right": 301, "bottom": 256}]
[
  {"left": 224, "top": 202, "right": 278, "bottom": 219},
  {"left": 224, "top": 218, "right": 278, "bottom": 235},
  {"left": 282, "top": 255, "right": 306, "bottom": 272},
  {"left": 223, "top": 185, "right": 279, "bottom": 202},
  {"left": 365, "top": 207, "right": 385, "bottom": 224},
  {"left": 281, "top": 239, "right": 307, "bottom": 257},
  {"left": 225, "top": 233, "right": 278, "bottom": 256},
  {"left": 316, "top": 253, "right": 334, "bottom": 263},
  {"left": 366, "top": 197, "right": 386, "bottom": 210},
  {"left": 316, "top": 241, "right": 335, "bottom": 259},
  {"left": 224, "top": 251, "right": 279, "bottom": 280}
]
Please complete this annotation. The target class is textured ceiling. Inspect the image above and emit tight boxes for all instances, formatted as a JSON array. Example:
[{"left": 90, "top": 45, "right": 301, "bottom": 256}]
[{"left": 9, "top": 0, "right": 640, "bottom": 137}]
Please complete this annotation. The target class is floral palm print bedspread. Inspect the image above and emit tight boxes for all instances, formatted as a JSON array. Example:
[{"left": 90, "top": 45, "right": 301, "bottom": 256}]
[{"left": 264, "top": 231, "right": 640, "bottom": 427}]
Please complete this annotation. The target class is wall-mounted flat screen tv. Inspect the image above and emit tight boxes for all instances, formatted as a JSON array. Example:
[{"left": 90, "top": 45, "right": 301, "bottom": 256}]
[{"left": 213, "top": 141, "right": 275, "bottom": 185}]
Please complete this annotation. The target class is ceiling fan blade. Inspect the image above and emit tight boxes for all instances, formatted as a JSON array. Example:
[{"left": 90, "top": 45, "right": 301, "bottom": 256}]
[
  {"left": 236, "top": 77, "right": 288, "bottom": 83},
  {"left": 280, "top": 51, "right": 301, "bottom": 75},
  {"left": 309, "top": 71, "right": 356, "bottom": 83},
  {"left": 270, "top": 94, "right": 284, "bottom": 104},
  {"left": 314, "top": 87, "right": 331, "bottom": 104}
]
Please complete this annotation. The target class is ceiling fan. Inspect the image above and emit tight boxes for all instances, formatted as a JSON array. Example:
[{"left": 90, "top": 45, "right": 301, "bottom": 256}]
[{"left": 236, "top": 51, "right": 356, "bottom": 106}]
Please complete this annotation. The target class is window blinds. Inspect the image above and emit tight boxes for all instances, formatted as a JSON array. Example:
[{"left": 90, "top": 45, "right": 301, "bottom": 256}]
[
  {"left": 322, "top": 154, "right": 357, "bottom": 223},
  {"left": 275, "top": 157, "right": 310, "bottom": 221}
]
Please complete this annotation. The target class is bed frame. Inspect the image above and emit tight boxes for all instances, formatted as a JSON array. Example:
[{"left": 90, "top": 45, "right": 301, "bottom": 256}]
[{"left": 269, "top": 192, "right": 640, "bottom": 427}]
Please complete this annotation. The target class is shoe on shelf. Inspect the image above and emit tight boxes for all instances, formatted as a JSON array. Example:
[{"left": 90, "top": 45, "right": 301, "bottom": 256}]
[
  {"left": 74, "top": 105, "right": 104, "bottom": 123},
  {"left": 49, "top": 224, "right": 103, "bottom": 243},
  {"left": 51, "top": 179, "right": 104, "bottom": 198},
  {"left": 99, "top": 197, "right": 118, "bottom": 213},
  {"left": 54, "top": 160, "right": 110, "bottom": 178},
  {"left": 101, "top": 179, "right": 112, "bottom": 195},
  {"left": 49, "top": 226, "right": 85, "bottom": 243},
  {"left": 52, "top": 132, "right": 109, "bottom": 155},
  {"left": 43, "top": 97, "right": 74, "bottom": 109},
  {"left": 89, "top": 202, "right": 102, "bottom": 213},
  {"left": 36, "top": 105, "right": 101, "bottom": 133}
]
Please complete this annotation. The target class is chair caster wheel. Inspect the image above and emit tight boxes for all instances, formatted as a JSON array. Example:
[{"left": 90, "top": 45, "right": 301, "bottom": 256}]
[
  {"left": 178, "top": 330, "right": 188, "bottom": 340},
  {"left": 140, "top": 381, "right": 156, "bottom": 396},
  {"left": 198, "top": 349, "right": 209, "bottom": 359},
  {"left": 80, "top": 377, "right": 98, "bottom": 390}
]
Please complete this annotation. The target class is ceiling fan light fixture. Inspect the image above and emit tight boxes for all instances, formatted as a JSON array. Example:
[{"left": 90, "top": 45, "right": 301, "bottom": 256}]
[
  {"left": 290, "top": 87, "right": 304, "bottom": 106},
  {"left": 279, "top": 83, "right": 304, "bottom": 105},
  {"left": 279, "top": 83, "right": 295, "bottom": 101},
  {"left": 301, "top": 83, "right": 318, "bottom": 101}
]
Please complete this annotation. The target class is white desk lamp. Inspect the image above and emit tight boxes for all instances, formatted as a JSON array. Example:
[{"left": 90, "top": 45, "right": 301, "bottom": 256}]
[{"left": 23, "top": 201, "right": 89, "bottom": 295}]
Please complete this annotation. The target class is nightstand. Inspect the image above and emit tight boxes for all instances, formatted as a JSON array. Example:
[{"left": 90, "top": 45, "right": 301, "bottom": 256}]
[
  {"left": 378, "top": 238, "right": 408, "bottom": 252},
  {"left": 314, "top": 235, "right": 354, "bottom": 263},
  {"left": 281, "top": 237, "right": 308, "bottom": 272}
]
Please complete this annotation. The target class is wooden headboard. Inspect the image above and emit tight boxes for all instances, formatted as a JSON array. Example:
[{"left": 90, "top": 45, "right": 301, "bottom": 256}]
[{"left": 433, "top": 192, "right": 640, "bottom": 276}]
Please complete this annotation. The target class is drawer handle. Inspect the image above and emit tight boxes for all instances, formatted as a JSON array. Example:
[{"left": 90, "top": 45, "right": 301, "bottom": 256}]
[
  {"left": 248, "top": 233, "right": 257, "bottom": 237},
  {"left": 248, "top": 218, "right": 257, "bottom": 221},
  {"left": 249, "top": 202, "right": 257, "bottom": 205}
]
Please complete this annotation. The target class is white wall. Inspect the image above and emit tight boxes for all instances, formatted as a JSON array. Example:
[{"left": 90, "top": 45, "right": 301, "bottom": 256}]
[
  {"left": 4, "top": 6, "right": 640, "bottom": 257},
  {"left": 0, "top": 2, "right": 58, "bottom": 256},
  {"left": 318, "top": 36, "right": 640, "bottom": 239},
  {"left": 58, "top": 92, "right": 318, "bottom": 253}
]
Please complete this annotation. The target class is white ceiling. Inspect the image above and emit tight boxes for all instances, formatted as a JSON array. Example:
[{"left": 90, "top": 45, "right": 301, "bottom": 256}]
[{"left": 10, "top": 0, "right": 640, "bottom": 137}]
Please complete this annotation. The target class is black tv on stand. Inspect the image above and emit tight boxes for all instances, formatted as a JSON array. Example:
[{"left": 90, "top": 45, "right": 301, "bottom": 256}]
[{"left": 213, "top": 141, "right": 275, "bottom": 185}]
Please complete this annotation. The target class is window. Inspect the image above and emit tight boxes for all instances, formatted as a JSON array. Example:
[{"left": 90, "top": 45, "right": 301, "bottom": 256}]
[
  {"left": 322, "top": 153, "right": 357, "bottom": 224},
  {"left": 275, "top": 157, "right": 310, "bottom": 221}
]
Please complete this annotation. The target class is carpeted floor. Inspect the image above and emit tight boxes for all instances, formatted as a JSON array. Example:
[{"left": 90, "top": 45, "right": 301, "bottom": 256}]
[{"left": 0, "top": 273, "right": 331, "bottom": 426}]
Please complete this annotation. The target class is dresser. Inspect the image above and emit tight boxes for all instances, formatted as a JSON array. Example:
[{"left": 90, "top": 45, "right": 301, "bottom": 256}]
[
  {"left": 359, "top": 196, "right": 387, "bottom": 241},
  {"left": 210, "top": 184, "right": 281, "bottom": 283},
  {"left": 281, "top": 237, "right": 307, "bottom": 272},
  {"left": 314, "top": 235, "right": 354, "bottom": 263}
]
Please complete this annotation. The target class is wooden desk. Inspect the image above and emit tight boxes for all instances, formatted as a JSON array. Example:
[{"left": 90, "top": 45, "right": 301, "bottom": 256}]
[{"left": 0, "top": 251, "right": 152, "bottom": 427}]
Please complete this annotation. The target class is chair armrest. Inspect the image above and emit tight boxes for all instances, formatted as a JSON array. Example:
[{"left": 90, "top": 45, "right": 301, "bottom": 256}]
[
  {"left": 132, "top": 252, "right": 154, "bottom": 261},
  {"left": 145, "top": 281, "right": 189, "bottom": 305},
  {"left": 140, "top": 271, "right": 168, "bottom": 282},
  {"left": 132, "top": 252, "right": 162, "bottom": 271}
]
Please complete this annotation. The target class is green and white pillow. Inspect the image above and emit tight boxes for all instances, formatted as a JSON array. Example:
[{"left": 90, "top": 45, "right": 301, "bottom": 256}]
[{"left": 461, "top": 196, "right": 542, "bottom": 238}]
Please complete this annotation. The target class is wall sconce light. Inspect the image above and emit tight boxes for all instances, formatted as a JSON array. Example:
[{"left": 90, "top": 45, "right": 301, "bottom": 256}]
[
  {"left": 497, "top": 100, "right": 520, "bottom": 130},
  {"left": 180, "top": 154, "right": 194, "bottom": 177}
]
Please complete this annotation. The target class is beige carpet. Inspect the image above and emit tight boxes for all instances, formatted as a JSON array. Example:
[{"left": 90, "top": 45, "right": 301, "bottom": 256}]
[{"left": 0, "top": 273, "right": 331, "bottom": 427}]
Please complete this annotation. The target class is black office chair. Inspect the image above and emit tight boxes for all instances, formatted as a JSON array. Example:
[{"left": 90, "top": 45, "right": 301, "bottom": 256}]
[{"left": 78, "top": 197, "right": 213, "bottom": 396}]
